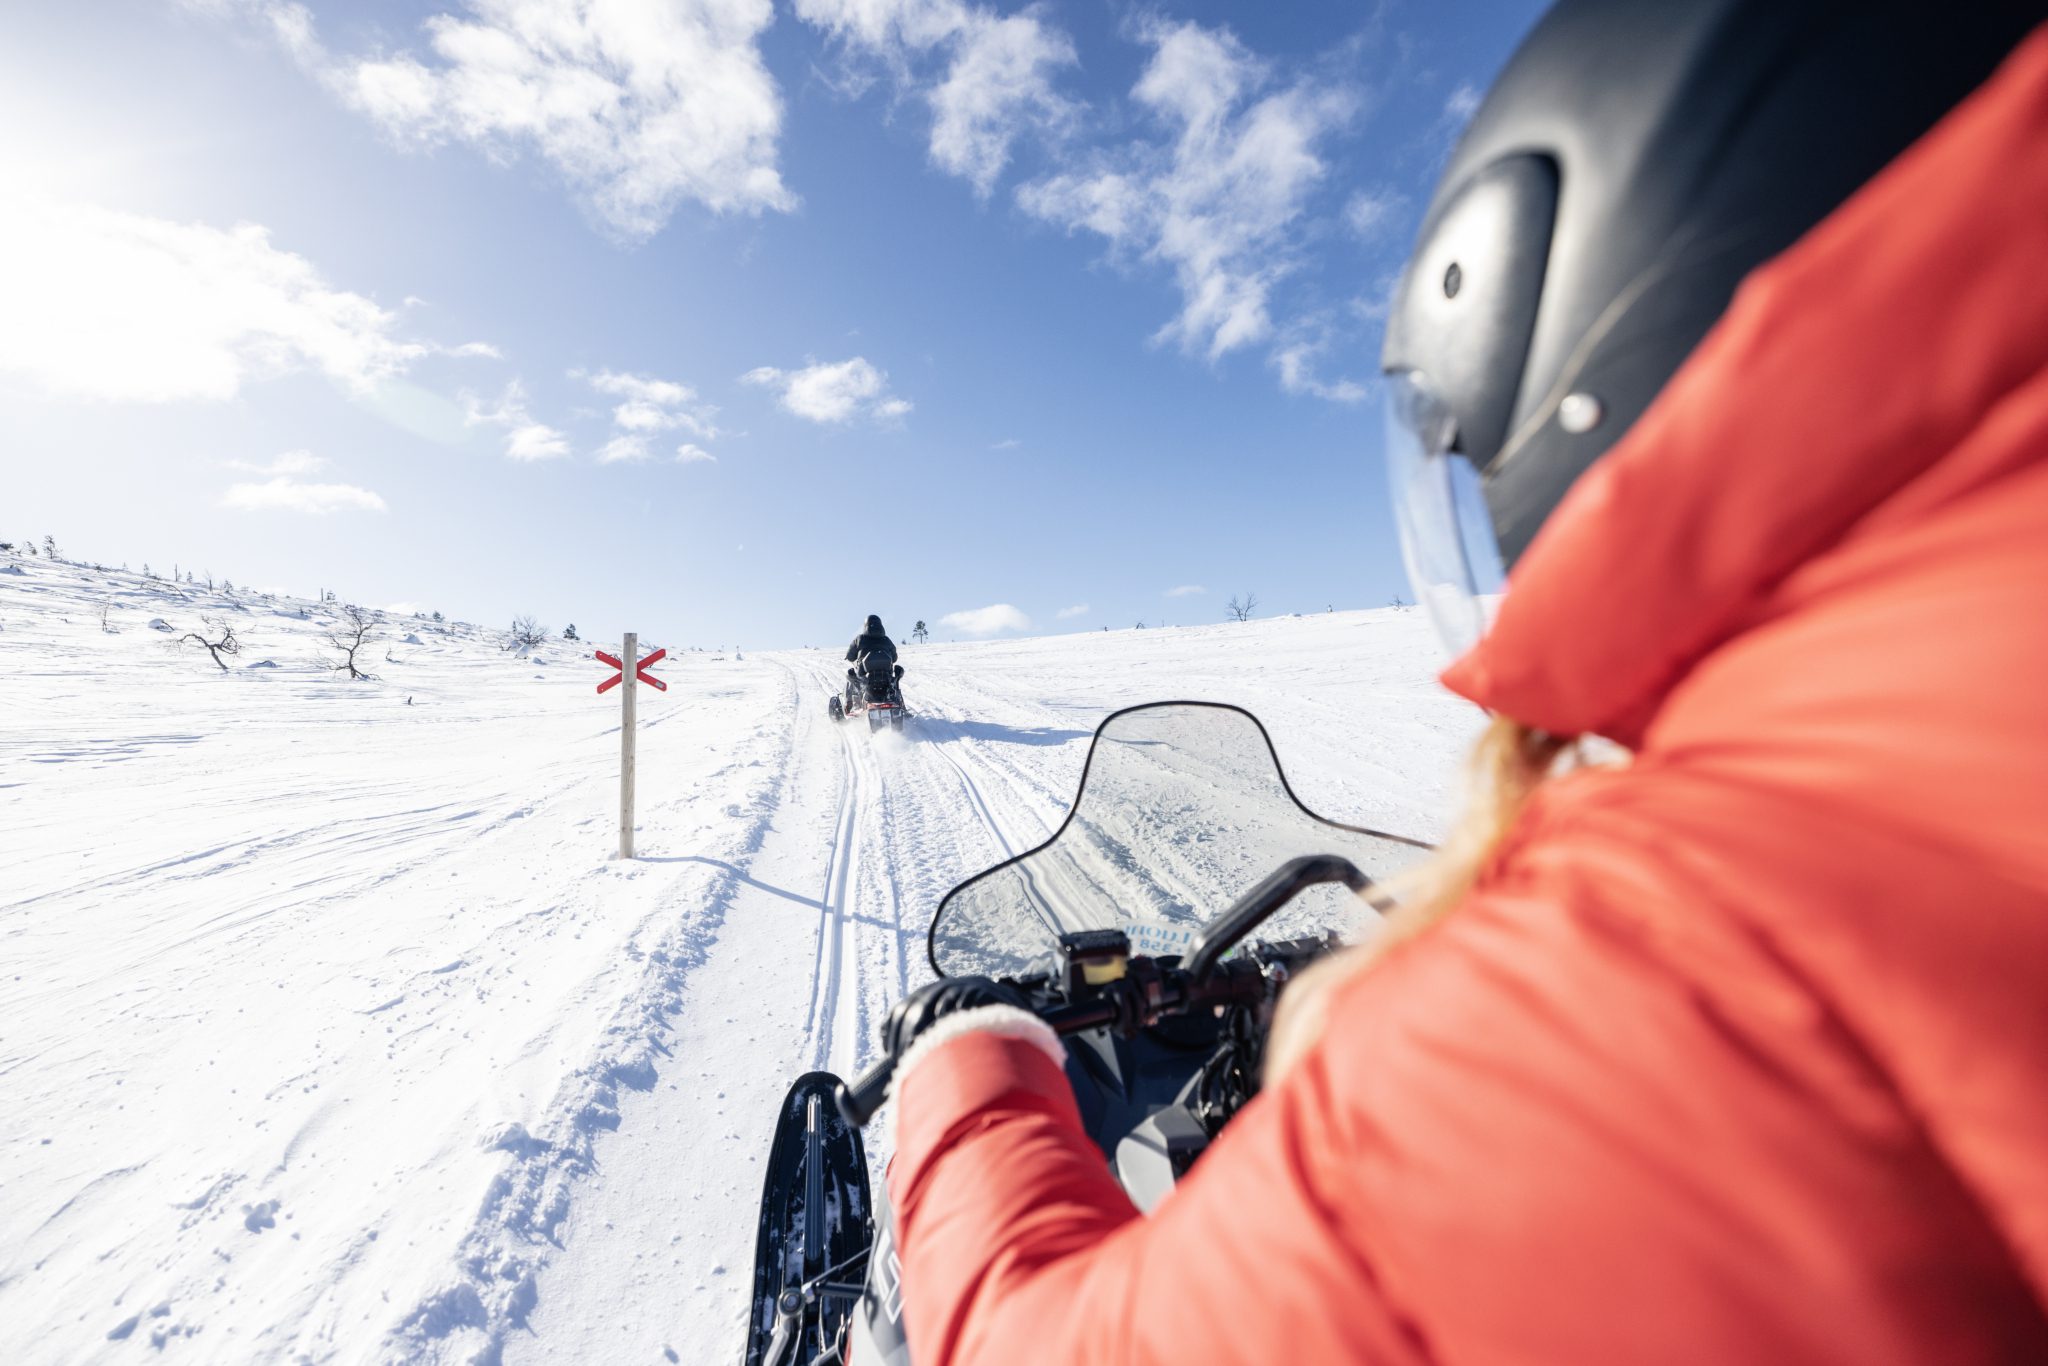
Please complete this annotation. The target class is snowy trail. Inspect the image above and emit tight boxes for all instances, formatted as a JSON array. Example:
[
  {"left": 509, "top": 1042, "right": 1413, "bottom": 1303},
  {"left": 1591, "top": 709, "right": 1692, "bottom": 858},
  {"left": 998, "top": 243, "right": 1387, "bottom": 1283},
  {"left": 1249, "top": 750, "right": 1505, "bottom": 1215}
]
[
  {"left": 503, "top": 655, "right": 1077, "bottom": 1365},
  {"left": 4, "top": 556, "right": 1479, "bottom": 1365}
]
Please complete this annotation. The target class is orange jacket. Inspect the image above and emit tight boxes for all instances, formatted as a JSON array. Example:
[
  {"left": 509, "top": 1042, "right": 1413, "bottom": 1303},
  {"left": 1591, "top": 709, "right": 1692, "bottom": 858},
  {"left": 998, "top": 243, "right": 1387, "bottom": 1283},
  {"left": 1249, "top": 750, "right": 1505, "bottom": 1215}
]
[{"left": 888, "top": 25, "right": 2048, "bottom": 1366}]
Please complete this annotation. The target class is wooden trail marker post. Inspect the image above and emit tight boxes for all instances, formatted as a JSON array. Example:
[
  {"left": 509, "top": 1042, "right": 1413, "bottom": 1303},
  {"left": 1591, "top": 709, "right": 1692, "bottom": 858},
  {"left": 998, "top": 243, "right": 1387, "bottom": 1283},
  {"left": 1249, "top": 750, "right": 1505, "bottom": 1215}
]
[{"left": 594, "top": 634, "right": 668, "bottom": 859}]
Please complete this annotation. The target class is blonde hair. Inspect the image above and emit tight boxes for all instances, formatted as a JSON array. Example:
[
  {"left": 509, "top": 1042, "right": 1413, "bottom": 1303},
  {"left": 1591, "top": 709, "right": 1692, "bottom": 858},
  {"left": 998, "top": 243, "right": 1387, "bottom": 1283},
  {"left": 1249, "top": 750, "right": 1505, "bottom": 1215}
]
[
  {"left": 1263, "top": 714, "right": 1580, "bottom": 1083},
  {"left": 1375, "top": 714, "right": 1576, "bottom": 944}
]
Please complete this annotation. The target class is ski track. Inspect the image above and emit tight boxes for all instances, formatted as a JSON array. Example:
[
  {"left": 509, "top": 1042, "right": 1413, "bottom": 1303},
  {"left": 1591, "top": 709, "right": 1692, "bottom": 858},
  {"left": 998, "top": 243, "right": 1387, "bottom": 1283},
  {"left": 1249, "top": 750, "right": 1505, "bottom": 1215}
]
[{"left": 4, "top": 555, "right": 1477, "bottom": 1366}]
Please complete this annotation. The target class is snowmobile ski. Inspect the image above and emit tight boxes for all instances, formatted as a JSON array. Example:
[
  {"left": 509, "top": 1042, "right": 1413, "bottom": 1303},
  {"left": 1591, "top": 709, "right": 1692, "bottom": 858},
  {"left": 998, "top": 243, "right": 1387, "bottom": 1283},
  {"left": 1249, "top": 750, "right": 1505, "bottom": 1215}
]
[{"left": 742, "top": 1071, "right": 873, "bottom": 1366}]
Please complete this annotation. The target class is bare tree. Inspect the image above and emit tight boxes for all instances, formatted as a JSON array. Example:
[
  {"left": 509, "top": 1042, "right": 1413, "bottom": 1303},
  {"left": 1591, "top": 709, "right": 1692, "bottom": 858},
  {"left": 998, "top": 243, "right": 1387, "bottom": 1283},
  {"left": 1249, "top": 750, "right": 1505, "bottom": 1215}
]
[
  {"left": 1226, "top": 593, "right": 1259, "bottom": 623},
  {"left": 325, "top": 605, "right": 376, "bottom": 680},
  {"left": 506, "top": 615, "right": 551, "bottom": 651},
  {"left": 100, "top": 601, "right": 115, "bottom": 633},
  {"left": 179, "top": 617, "right": 241, "bottom": 671},
  {"left": 1389, "top": 594, "right": 1411, "bottom": 609}
]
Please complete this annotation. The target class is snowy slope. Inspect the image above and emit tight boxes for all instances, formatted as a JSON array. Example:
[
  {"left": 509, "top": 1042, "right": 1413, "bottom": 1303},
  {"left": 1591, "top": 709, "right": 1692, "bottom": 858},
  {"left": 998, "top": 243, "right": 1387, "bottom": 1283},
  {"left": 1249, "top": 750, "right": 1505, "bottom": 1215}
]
[{"left": 0, "top": 555, "right": 1480, "bottom": 1365}]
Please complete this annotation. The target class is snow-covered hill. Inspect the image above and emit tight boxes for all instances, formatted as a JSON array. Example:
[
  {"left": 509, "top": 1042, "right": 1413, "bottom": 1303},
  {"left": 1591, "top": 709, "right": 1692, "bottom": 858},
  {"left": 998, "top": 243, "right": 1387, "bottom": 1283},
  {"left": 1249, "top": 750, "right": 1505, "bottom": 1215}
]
[{"left": 0, "top": 555, "right": 1480, "bottom": 1365}]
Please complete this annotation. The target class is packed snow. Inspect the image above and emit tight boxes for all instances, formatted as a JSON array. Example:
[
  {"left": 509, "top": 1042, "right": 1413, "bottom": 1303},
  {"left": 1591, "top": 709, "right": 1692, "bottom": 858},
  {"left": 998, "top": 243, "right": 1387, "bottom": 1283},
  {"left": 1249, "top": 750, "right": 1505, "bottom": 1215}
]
[{"left": 0, "top": 554, "right": 1480, "bottom": 1364}]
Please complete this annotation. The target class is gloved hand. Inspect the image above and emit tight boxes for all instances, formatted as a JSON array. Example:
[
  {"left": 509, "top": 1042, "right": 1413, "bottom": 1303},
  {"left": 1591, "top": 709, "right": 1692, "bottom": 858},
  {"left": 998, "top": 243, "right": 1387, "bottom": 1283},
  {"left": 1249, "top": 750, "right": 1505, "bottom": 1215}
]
[
  {"left": 878, "top": 976, "right": 1028, "bottom": 1062},
  {"left": 841, "top": 976, "right": 1056, "bottom": 1125}
]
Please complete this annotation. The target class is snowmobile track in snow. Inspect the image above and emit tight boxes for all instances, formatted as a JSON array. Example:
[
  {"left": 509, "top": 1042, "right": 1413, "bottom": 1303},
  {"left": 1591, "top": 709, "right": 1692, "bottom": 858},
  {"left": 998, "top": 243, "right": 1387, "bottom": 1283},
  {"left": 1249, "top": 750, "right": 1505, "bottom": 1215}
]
[{"left": 802, "top": 724, "right": 860, "bottom": 1076}]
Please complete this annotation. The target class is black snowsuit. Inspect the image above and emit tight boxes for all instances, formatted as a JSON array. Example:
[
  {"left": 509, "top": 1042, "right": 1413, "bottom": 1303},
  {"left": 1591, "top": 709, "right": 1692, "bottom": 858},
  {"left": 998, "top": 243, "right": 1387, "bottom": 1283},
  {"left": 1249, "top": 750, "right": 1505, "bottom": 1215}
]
[
  {"left": 845, "top": 616, "right": 897, "bottom": 670},
  {"left": 845, "top": 616, "right": 901, "bottom": 707}
]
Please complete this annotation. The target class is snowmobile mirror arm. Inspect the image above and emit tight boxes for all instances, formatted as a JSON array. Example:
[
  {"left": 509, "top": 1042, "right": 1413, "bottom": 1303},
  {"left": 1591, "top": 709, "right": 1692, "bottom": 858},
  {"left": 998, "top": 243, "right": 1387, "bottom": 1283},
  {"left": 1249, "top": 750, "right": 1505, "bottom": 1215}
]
[{"left": 1182, "top": 855, "right": 1369, "bottom": 984}]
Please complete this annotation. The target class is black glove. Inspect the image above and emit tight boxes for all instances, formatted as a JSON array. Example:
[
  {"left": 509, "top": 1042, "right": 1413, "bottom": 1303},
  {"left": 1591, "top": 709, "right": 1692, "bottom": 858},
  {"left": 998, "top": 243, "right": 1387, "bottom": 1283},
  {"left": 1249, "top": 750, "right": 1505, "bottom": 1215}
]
[
  {"left": 877, "top": 976, "right": 1027, "bottom": 1063},
  {"left": 841, "top": 976, "right": 1031, "bottom": 1125}
]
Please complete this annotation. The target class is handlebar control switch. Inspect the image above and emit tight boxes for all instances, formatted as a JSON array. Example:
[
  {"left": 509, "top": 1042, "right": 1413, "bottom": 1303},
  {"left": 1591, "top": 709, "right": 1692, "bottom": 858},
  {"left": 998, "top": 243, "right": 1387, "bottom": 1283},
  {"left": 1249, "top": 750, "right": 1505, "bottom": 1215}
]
[{"left": 1056, "top": 929, "right": 1131, "bottom": 998}]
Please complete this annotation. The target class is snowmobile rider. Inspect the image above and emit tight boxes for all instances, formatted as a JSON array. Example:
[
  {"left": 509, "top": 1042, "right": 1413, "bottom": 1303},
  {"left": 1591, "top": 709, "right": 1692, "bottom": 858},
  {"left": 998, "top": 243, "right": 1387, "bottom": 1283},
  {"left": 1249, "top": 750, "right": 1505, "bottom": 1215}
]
[
  {"left": 845, "top": 614, "right": 901, "bottom": 702},
  {"left": 845, "top": 614, "right": 898, "bottom": 672},
  {"left": 866, "top": 3, "right": 2048, "bottom": 1364}
]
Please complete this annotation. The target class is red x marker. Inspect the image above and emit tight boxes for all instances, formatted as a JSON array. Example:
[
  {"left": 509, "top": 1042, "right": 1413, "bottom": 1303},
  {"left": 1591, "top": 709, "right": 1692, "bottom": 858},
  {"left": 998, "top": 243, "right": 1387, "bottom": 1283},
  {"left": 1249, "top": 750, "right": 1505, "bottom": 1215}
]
[{"left": 596, "top": 646, "right": 667, "bottom": 694}]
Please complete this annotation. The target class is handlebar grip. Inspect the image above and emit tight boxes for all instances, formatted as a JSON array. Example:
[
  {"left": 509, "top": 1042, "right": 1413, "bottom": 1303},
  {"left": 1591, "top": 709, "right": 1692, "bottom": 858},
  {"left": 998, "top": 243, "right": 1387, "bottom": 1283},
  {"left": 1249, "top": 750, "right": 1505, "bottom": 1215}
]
[{"left": 837, "top": 1059, "right": 895, "bottom": 1128}]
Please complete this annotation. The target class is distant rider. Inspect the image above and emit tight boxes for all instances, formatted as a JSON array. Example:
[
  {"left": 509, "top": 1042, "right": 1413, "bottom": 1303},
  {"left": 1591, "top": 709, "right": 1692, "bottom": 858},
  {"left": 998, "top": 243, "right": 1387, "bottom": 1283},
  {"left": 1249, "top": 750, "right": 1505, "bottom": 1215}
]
[
  {"left": 845, "top": 614, "right": 901, "bottom": 704},
  {"left": 844, "top": 614, "right": 897, "bottom": 671}
]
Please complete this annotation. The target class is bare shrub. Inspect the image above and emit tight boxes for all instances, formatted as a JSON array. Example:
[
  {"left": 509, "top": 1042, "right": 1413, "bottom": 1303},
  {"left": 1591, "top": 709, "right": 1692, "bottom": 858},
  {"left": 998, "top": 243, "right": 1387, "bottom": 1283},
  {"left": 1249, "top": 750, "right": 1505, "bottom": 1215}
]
[
  {"left": 1226, "top": 593, "right": 1259, "bottom": 623},
  {"left": 326, "top": 605, "right": 376, "bottom": 681},
  {"left": 180, "top": 617, "right": 241, "bottom": 671},
  {"left": 507, "top": 615, "right": 551, "bottom": 651}
]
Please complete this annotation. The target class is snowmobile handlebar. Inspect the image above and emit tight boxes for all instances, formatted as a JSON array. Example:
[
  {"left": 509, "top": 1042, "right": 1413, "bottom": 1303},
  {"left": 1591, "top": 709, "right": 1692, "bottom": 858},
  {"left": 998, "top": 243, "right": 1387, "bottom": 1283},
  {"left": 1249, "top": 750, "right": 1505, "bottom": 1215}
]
[
  {"left": 1182, "top": 855, "right": 1368, "bottom": 982},
  {"left": 835, "top": 934, "right": 1335, "bottom": 1129},
  {"left": 840, "top": 854, "right": 1369, "bottom": 1127}
]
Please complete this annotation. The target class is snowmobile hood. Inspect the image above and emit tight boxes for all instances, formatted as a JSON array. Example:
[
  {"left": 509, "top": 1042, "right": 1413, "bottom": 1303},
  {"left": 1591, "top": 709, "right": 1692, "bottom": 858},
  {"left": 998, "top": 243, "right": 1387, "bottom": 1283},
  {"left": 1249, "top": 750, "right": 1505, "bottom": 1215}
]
[{"left": 1442, "top": 23, "right": 2048, "bottom": 752}]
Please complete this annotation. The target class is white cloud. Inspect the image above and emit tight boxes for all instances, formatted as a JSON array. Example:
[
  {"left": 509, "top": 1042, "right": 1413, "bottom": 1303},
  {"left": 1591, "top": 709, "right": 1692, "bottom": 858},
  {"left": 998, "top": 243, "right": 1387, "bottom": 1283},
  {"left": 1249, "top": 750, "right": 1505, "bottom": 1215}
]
[
  {"left": 578, "top": 368, "right": 720, "bottom": 464},
  {"left": 582, "top": 368, "right": 720, "bottom": 439},
  {"left": 505, "top": 424, "right": 571, "bottom": 461},
  {"left": 463, "top": 380, "right": 570, "bottom": 461},
  {"left": 596, "top": 434, "right": 650, "bottom": 464},
  {"left": 0, "top": 192, "right": 427, "bottom": 402},
  {"left": 204, "top": 0, "right": 793, "bottom": 240},
  {"left": 227, "top": 449, "right": 330, "bottom": 476},
  {"left": 1165, "top": 584, "right": 1205, "bottom": 597},
  {"left": 449, "top": 340, "right": 503, "bottom": 359},
  {"left": 1343, "top": 186, "right": 1402, "bottom": 240},
  {"left": 991, "top": 437, "right": 1021, "bottom": 450},
  {"left": 940, "top": 603, "right": 1030, "bottom": 636},
  {"left": 1055, "top": 603, "right": 1089, "bottom": 619},
  {"left": 222, "top": 476, "right": 388, "bottom": 514},
  {"left": 1445, "top": 82, "right": 1482, "bottom": 123},
  {"left": 797, "top": 0, "right": 1076, "bottom": 195},
  {"left": 1273, "top": 334, "right": 1368, "bottom": 404},
  {"left": 742, "top": 357, "right": 910, "bottom": 424},
  {"left": 928, "top": 11, "right": 1078, "bottom": 193},
  {"left": 1017, "top": 19, "right": 1353, "bottom": 361}
]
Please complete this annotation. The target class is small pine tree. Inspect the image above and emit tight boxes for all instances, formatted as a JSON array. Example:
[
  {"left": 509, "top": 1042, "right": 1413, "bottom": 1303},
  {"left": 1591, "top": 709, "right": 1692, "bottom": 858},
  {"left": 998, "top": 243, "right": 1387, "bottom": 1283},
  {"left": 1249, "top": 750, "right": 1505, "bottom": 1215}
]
[
  {"left": 143, "top": 564, "right": 153, "bottom": 579},
  {"left": 563, "top": 623, "right": 579, "bottom": 641},
  {"left": 432, "top": 610, "right": 445, "bottom": 623},
  {"left": 912, "top": 620, "right": 928, "bottom": 644},
  {"left": 43, "top": 535, "right": 59, "bottom": 560},
  {"left": 222, "top": 579, "right": 234, "bottom": 594}
]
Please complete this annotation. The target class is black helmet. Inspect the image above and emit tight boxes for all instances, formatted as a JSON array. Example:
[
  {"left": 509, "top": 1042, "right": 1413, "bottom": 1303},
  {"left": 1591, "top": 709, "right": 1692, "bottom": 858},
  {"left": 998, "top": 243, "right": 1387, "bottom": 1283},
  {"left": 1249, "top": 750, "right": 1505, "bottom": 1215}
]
[{"left": 1381, "top": 0, "right": 2038, "bottom": 649}]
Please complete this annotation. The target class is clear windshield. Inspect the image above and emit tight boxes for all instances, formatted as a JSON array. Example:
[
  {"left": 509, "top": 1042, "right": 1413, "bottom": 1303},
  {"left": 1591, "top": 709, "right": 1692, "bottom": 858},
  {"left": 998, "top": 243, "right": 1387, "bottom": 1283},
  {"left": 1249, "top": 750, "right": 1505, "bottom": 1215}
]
[{"left": 928, "top": 702, "right": 1431, "bottom": 979}]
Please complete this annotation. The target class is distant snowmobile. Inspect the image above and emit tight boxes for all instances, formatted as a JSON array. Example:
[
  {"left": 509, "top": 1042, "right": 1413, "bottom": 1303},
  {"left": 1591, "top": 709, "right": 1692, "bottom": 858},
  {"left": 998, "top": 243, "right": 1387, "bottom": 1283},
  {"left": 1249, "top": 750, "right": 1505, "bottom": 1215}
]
[
  {"left": 742, "top": 701, "right": 1431, "bottom": 1365},
  {"left": 828, "top": 651, "right": 906, "bottom": 733}
]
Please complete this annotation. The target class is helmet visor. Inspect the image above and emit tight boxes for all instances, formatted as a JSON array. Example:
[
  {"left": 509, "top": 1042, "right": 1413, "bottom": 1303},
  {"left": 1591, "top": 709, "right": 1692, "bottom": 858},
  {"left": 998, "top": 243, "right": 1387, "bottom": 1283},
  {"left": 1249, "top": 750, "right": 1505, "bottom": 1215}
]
[{"left": 1384, "top": 370, "right": 1507, "bottom": 657}]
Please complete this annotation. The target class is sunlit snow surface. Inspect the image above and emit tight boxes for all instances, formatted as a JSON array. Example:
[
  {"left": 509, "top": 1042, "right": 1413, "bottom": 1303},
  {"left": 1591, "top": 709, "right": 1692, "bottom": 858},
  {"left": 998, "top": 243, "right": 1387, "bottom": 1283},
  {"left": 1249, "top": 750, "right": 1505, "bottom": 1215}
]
[{"left": 0, "top": 556, "right": 1478, "bottom": 1364}]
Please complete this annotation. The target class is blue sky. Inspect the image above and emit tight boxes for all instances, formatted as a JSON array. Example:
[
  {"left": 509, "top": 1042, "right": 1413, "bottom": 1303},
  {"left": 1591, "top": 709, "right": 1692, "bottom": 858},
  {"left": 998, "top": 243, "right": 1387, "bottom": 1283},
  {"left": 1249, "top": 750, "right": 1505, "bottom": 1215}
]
[{"left": 0, "top": 0, "right": 1546, "bottom": 649}]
